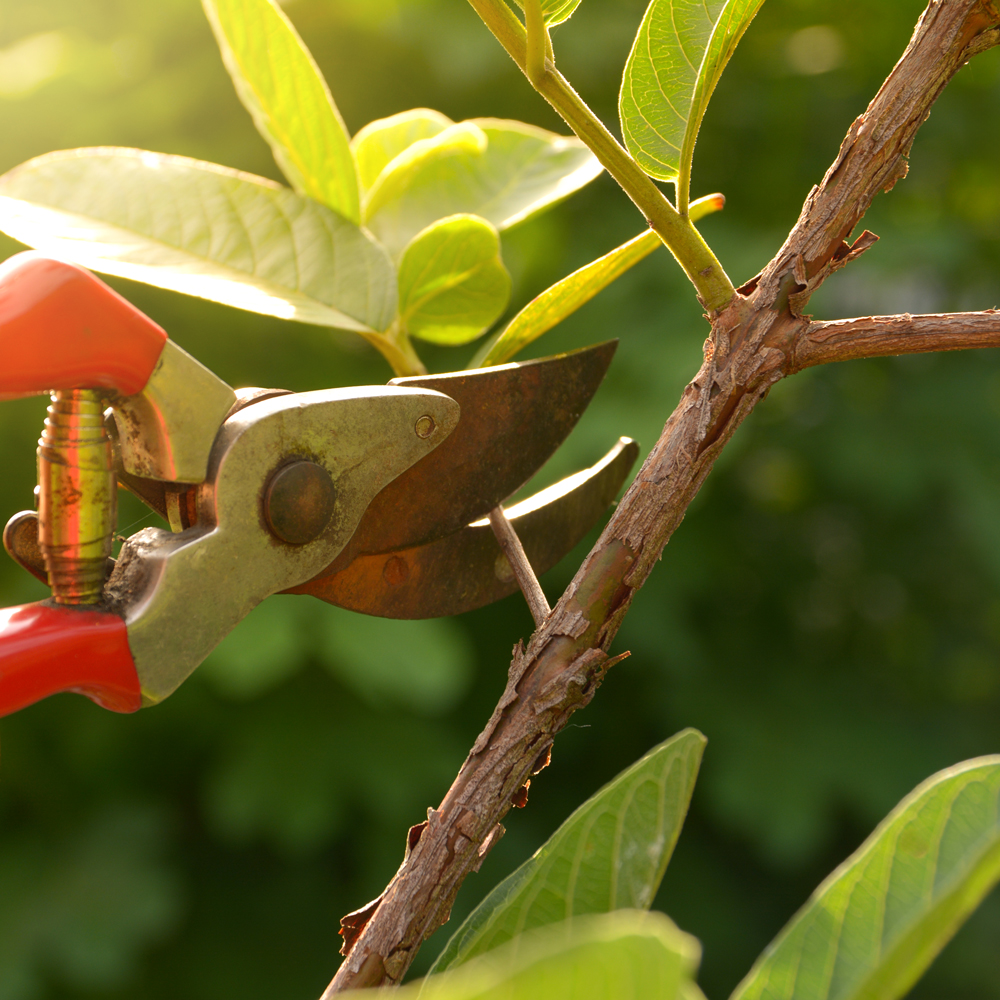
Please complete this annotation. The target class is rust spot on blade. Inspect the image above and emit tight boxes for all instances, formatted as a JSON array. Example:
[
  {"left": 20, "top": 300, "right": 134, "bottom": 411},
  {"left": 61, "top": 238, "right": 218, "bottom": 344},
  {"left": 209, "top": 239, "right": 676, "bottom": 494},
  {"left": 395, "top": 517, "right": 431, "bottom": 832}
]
[
  {"left": 290, "top": 439, "right": 638, "bottom": 619},
  {"left": 334, "top": 341, "right": 618, "bottom": 563}
]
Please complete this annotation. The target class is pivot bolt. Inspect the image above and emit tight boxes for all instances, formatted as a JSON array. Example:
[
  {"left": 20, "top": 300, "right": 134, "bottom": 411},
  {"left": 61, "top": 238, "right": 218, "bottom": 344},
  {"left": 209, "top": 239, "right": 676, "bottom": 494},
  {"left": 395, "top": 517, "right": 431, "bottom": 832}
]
[
  {"left": 264, "top": 460, "right": 336, "bottom": 545},
  {"left": 414, "top": 414, "right": 436, "bottom": 439},
  {"left": 37, "top": 389, "right": 116, "bottom": 604}
]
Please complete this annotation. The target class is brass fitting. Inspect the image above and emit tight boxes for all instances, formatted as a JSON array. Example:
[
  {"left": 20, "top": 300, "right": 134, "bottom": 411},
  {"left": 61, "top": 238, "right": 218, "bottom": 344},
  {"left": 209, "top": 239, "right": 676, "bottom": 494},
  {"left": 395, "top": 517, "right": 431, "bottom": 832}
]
[{"left": 37, "top": 389, "right": 117, "bottom": 604}]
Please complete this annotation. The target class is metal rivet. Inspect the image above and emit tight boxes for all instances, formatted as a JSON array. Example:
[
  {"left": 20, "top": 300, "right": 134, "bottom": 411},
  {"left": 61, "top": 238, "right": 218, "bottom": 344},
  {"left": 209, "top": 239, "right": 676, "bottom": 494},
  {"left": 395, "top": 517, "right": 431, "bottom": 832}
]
[
  {"left": 383, "top": 555, "right": 409, "bottom": 586},
  {"left": 264, "top": 461, "right": 336, "bottom": 545},
  {"left": 414, "top": 415, "right": 436, "bottom": 439}
]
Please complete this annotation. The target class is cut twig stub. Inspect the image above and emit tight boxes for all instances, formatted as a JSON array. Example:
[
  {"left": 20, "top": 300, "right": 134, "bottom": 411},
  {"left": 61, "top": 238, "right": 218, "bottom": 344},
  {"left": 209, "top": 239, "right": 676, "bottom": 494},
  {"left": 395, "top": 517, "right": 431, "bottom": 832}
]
[{"left": 604, "top": 650, "right": 632, "bottom": 671}]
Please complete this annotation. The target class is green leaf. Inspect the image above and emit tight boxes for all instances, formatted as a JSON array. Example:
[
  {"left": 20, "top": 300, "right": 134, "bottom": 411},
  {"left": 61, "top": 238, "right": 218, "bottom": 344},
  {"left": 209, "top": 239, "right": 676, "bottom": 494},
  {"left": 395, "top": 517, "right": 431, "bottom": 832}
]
[
  {"left": 474, "top": 229, "right": 662, "bottom": 367},
  {"left": 619, "top": 0, "right": 765, "bottom": 196},
  {"left": 364, "top": 118, "right": 602, "bottom": 258},
  {"left": 398, "top": 215, "right": 511, "bottom": 346},
  {"left": 471, "top": 191, "right": 723, "bottom": 367},
  {"left": 730, "top": 756, "right": 1000, "bottom": 1000},
  {"left": 513, "top": 0, "right": 584, "bottom": 27},
  {"left": 0, "top": 148, "right": 396, "bottom": 334},
  {"left": 201, "top": 0, "right": 360, "bottom": 223},
  {"left": 415, "top": 911, "right": 702, "bottom": 1000},
  {"left": 429, "top": 729, "right": 705, "bottom": 975},
  {"left": 352, "top": 108, "right": 454, "bottom": 193}
]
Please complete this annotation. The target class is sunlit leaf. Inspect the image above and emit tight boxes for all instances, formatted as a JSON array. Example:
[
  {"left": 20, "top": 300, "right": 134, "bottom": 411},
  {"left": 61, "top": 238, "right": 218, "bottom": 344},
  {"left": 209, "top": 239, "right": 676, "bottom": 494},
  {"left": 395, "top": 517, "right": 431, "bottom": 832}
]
[
  {"left": 620, "top": 0, "right": 765, "bottom": 193},
  {"left": 398, "top": 215, "right": 510, "bottom": 345},
  {"left": 202, "top": 0, "right": 360, "bottom": 222},
  {"left": 352, "top": 108, "right": 454, "bottom": 193},
  {"left": 429, "top": 730, "right": 705, "bottom": 975},
  {"left": 731, "top": 756, "right": 1000, "bottom": 1000},
  {"left": 0, "top": 149, "right": 396, "bottom": 333},
  {"left": 471, "top": 192, "right": 723, "bottom": 366},
  {"left": 474, "top": 229, "right": 661, "bottom": 366},
  {"left": 513, "top": 0, "right": 584, "bottom": 27},
  {"left": 364, "top": 118, "right": 602, "bottom": 258},
  {"left": 415, "top": 911, "right": 702, "bottom": 1000}
]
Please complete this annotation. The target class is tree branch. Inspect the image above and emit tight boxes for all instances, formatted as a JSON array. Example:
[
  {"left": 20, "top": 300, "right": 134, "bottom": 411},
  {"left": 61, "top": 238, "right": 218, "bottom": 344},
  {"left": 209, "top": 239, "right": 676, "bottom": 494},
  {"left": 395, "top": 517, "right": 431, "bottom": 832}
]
[
  {"left": 791, "top": 310, "right": 1000, "bottom": 371},
  {"left": 322, "top": 0, "right": 1000, "bottom": 991}
]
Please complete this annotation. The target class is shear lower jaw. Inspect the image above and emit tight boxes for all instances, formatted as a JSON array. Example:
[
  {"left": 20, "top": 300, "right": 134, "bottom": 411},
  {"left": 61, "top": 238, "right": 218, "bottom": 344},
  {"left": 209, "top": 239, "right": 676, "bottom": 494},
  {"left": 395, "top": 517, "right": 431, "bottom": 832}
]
[{"left": 109, "top": 386, "right": 460, "bottom": 705}]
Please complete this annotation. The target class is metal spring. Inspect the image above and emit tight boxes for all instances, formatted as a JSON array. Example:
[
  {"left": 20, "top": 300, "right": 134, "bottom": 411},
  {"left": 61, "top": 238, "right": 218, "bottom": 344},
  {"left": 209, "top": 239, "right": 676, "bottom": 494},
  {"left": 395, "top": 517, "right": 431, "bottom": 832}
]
[{"left": 37, "top": 389, "right": 116, "bottom": 604}]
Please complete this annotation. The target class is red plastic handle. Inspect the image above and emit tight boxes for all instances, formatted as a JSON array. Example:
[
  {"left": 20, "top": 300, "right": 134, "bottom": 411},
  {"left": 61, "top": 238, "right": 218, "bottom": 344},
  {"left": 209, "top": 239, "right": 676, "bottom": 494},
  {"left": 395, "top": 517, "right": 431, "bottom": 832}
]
[
  {"left": 0, "top": 252, "right": 168, "bottom": 400},
  {"left": 0, "top": 602, "right": 141, "bottom": 717}
]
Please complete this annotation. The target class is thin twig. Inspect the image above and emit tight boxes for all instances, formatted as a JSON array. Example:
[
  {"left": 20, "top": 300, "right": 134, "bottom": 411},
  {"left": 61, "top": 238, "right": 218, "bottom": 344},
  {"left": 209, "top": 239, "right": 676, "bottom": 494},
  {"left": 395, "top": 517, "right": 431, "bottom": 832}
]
[
  {"left": 488, "top": 505, "right": 551, "bottom": 626},
  {"left": 323, "top": 1, "right": 1000, "bottom": 991}
]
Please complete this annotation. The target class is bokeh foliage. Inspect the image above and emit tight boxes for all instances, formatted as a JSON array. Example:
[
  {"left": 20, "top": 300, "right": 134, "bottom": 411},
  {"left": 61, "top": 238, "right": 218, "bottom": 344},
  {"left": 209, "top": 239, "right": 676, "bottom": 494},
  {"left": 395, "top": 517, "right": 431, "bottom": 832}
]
[{"left": 1, "top": 1, "right": 999, "bottom": 998}]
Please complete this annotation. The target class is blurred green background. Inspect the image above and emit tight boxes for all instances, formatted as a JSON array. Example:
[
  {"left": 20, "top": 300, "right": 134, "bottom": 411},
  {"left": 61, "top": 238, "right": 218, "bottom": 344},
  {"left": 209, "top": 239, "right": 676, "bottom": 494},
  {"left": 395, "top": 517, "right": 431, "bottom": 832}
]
[{"left": 1, "top": 1, "right": 999, "bottom": 997}]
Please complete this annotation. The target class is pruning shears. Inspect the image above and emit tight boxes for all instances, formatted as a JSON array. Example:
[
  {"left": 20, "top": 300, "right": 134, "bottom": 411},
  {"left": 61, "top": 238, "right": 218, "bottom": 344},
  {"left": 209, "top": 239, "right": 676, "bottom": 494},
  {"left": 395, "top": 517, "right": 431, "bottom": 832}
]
[{"left": 0, "top": 252, "right": 637, "bottom": 718}]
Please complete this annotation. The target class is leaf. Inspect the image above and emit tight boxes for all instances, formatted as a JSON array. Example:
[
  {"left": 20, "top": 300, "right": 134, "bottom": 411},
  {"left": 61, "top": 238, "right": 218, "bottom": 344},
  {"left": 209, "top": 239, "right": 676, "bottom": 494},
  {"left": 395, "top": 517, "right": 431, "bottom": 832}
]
[
  {"left": 513, "top": 0, "right": 584, "bottom": 27},
  {"left": 429, "top": 729, "right": 705, "bottom": 975},
  {"left": 414, "top": 911, "right": 702, "bottom": 1000},
  {"left": 398, "top": 215, "right": 511, "bottom": 346},
  {"left": 0, "top": 148, "right": 396, "bottom": 334},
  {"left": 352, "top": 108, "right": 454, "bottom": 193},
  {"left": 730, "top": 756, "right": 1000, "bottom": 1000},
  {"left": 201, "top": 0, "right": 360, "bottom": 223},
  {"left": 471, "top": 191, "right": 723, "bottom": 366},
  {"left": 474, "top": 229, "right": 661, "bottom": 367},
  {"left": 364, "top": 118, "right": 602, "bottom": 258},
  {"left": 619, "top": 0, "right": 765, "bottom": 190}
]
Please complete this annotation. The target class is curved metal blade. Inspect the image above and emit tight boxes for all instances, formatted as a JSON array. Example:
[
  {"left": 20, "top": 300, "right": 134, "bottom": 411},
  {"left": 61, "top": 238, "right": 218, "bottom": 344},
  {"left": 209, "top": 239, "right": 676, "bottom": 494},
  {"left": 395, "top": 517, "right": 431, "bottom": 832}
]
[
  {"left": 336, "top": 340, "right": 618, "bottom": 564},
  {"left": 289, "top": 437, "right": 638, "bottom": 619}
]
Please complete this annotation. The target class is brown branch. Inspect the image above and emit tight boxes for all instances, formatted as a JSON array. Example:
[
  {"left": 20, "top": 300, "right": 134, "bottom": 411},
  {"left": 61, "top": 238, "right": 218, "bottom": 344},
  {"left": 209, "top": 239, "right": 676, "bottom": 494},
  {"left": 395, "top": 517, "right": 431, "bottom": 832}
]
[
  {"left": 966, "top": 23, "right": 1000, "bottom": 55},
  {"left": 321, "top": 1, "right": 1000, "bottom": 991},
  {"left": 791, "top": 310, "right": 1000, "bottom": 371}
]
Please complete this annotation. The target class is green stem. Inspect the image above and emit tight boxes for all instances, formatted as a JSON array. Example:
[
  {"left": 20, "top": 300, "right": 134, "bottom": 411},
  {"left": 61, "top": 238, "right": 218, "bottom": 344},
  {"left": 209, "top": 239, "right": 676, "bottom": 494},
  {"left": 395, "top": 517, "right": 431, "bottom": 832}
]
[
  {"left": 524, "top": 0, "right": 547, "bottom": 85},
  {"left": 677, "top": 157, "right": 691, "bottom": 220},
  {"left": 466, "top": 0, "right": 736, "bottom": 313},
  {"left": 364, "top": 324, "right": 427, "bottom": 377}
]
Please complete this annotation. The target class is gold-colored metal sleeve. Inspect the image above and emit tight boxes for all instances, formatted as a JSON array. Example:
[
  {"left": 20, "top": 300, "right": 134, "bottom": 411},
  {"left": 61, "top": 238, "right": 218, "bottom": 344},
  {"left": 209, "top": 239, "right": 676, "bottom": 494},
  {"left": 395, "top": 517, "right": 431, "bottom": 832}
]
[{"left": 37, "top": 389, "right": 117, "bottom": 604}]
